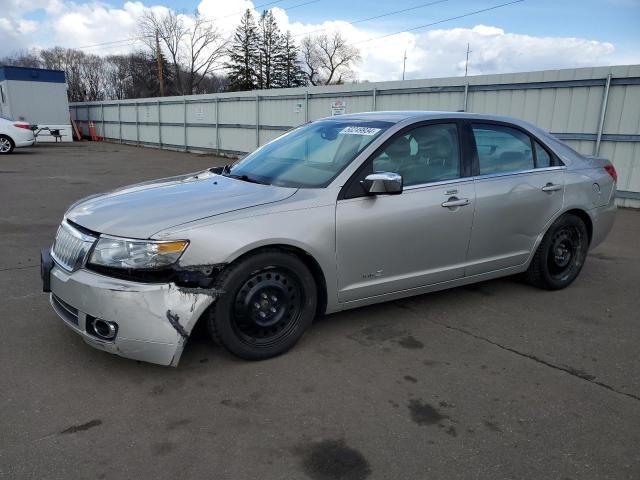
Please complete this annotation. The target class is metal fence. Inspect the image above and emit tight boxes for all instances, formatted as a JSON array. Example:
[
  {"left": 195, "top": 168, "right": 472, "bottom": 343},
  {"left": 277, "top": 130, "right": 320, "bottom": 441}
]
[{"left": 70, "top": 64, "right": 640, "bottom": 207}]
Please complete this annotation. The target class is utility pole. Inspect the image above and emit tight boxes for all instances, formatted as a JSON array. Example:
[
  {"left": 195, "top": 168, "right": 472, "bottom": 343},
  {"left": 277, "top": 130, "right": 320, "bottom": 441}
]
[
  {"left": 402, "top": 50, "right": 407, "bottom": 81},
  {"left": 465, "top": 43, "right": 472, "bottom": 77},
  {"left": 156, "top": 30, "right": 166, "bottom": 97}
]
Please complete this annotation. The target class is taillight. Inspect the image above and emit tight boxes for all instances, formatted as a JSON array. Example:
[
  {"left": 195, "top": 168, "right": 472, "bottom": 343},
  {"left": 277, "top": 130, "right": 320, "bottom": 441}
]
[
  {"left": 604, "top": 164, "right": 617, "bottom": 183},
  {"left": 14, "top": 123, "right": 31, "bottom": 130}
]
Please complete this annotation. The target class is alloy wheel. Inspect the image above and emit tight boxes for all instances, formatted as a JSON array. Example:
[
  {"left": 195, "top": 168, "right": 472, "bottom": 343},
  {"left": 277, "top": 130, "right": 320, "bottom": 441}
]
[{"left": 0, "top": 138, "right": 11, "bottom": 153}]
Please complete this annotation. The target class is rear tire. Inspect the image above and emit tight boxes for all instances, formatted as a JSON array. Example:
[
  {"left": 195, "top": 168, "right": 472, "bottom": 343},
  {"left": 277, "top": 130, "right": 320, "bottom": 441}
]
[
  {"left": 525, "top": 213, "right": 589, "bottom": 290},
  {"left": 208, "top": 250, "right": 317, "bottom": 360},
  {"left": 0, "top": 135, "right": 14, "bottom": 154}
]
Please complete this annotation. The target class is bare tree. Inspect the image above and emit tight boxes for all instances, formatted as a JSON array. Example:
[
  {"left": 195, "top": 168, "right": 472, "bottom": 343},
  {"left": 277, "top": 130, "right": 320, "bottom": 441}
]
[
  {"left": 300, "top": 36, "right": 321, "bottom": 86},
  {"left": 81, "top": 54, "right": 106, "bottom": 101},
  {"left": 40, "top": 47, "right": 87, "bottom": 102},
  {"left": 301, "top": 32, "right": 360, "bottom": 85},
  {"left": 139, "top": 9, "right": 187, "bottom": 94},
  {"left": 139, "top": 9, "right": 227, "bottom": 95},
  {"left": 0, "top": 50, "right": 42, "bottom": 68},
  {"left": 182, "top": 15, "right": 227, "bottom": 95}
]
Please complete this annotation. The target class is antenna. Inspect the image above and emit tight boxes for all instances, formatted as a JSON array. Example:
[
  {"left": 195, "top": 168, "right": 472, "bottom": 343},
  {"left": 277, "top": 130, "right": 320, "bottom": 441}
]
[
  {"left": 402, "top": 50, "right": 407, "bottom": 81},
  {"left": 465, "top": 43, "right": 472, "bottom": 77}
]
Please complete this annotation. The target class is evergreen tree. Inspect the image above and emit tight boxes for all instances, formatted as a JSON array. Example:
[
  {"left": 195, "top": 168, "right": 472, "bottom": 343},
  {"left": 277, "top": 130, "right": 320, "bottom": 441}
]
[
  {"left": 275, "top": 31, "right": 307, "bottom": 88},
  {"left": 225, "top": 9, "right": 260, "bottom": 92},
  {"left": 257, "top": 10, "right": 282, "bottom": 90}
]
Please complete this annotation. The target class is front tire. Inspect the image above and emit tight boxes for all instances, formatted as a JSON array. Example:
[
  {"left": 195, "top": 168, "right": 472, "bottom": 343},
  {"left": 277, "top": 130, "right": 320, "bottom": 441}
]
[
  {"left": 208, "top": 250, "right": 317, "bottom": 360},
  {"left": 0, "top": 135, "right": 15, "bottom": 154},
  {"left": 525, "top": 213, "right": 589, "bottom": 290}
]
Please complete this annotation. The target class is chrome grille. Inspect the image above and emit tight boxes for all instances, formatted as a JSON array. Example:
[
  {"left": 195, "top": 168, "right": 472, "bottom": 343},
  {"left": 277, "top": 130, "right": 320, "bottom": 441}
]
[{"left": 51, "top": 221, "right": 96, "bottom": 271}]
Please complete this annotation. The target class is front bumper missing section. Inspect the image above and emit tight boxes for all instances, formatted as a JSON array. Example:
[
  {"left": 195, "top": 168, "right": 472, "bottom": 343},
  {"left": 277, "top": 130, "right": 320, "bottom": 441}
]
[{"left": 46, "top": 264, "right": 219, "bottom": 366}]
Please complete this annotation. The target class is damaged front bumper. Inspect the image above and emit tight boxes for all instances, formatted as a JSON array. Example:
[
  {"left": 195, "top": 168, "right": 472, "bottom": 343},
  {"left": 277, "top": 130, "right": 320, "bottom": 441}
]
[{"left": 45, "top": 264, "right": 218, "bottom": 366}]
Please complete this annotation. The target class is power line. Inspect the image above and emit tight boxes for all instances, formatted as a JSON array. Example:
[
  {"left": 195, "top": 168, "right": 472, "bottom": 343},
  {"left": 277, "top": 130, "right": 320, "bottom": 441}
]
[
  {"left": 292, "top": 0, "right": 450, "bottom": 38},
  {"left": 352, "top": 0, "right": 525, "bottom": 45}
]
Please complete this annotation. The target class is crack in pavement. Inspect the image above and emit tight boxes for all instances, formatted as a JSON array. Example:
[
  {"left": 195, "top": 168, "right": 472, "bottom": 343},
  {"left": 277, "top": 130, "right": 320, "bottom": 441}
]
[{"left": 396, "top": 303, "right": 640, "bottom": 403}]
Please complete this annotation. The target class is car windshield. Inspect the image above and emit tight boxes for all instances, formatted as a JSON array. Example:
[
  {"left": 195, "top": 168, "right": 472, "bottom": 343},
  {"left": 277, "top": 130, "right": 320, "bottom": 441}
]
[{"left": 227, "top": 119, "right": 393, "bottom": 188}]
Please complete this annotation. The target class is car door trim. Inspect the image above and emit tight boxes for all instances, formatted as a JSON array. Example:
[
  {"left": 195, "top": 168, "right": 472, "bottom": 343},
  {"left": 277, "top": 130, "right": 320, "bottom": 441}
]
[
  {"left": 338, "top": 118, "right": 472, "bottom": 200},
  {"left": 473, "top": 165, "right": 567, "bottom": 181},
  {"left": 461, "top": 119, "right": 564, "bottom": 177}
]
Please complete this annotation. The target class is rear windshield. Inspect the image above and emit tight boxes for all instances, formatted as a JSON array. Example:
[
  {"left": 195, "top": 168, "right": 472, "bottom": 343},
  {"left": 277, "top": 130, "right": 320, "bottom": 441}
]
[{"left": 228, "top": 119, "right": 393, "bottom": 188}]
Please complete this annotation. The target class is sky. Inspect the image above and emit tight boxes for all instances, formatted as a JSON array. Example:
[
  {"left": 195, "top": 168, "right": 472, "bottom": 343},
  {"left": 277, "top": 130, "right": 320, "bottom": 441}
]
[{"left": 1, "top": 0, "right": 639, "bottom": 81}]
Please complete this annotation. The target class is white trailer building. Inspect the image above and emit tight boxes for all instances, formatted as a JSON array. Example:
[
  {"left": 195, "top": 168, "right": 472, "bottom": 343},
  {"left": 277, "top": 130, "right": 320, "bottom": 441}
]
[{"left": 0, "top": 66, "right": 72, "bottom": 142}]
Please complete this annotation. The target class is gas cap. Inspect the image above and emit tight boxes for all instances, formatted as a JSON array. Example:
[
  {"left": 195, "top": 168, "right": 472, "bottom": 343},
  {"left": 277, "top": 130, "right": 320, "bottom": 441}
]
[{"left": 592, "top": 183, "right": 601, "bottom": 194}]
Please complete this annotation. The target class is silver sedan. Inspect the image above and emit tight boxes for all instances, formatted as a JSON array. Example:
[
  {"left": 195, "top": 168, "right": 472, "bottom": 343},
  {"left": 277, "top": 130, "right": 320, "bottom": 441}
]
[{"left": 41, "top": 112, "right": 617, "bottom": 366}]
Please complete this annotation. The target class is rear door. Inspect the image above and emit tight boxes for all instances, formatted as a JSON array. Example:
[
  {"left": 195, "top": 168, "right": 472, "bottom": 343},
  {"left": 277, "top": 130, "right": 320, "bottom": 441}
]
[
  {"left": 465, "top": 122, "right": 565, "bottom": 276},
  {"left": 335, "top": 121, "right": 475, "bottom": 302}
]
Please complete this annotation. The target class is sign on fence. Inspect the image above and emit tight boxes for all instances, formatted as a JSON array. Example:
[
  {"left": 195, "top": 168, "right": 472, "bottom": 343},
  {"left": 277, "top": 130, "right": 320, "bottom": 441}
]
[{"left": 331, "top": 100, "right": 346, "bottom": 116}]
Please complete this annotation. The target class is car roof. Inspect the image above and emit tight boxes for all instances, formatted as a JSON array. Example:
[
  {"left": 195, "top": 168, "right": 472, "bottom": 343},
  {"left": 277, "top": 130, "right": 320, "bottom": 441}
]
[
  {"left": 325, "top": 110, "right": 534, "bottom": 125},
  {"left": 320, "top": 111, "right": 586, "bottom": 167}
]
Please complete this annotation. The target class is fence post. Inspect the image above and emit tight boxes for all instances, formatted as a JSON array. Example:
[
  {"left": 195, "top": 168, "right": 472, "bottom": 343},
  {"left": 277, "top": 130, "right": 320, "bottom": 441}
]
[
  {"left": 157, "top": 99, "right": 162, "bottom": 149},
  {"left": 372, "top": 88, "right": 377, "bottom": 111},
  {"left": 101, "top": 103, "right": 104, "bottom": 139},
  {"left": 183, "top": 98, "right": 188, "bottom": 152},
  {"left": 215, "top": 97, "right": 220, "bottom": 155},
  {"left": 463, "top": 83, "right": 469, "bottom": 112},
  {"left": 255, "top": 92, "right": 260, "bottom": 149},
  {"left": 135, "top": 102, "right": 139, "bottom": 146},
  {"left": 305, "top": 91, "right": 309, "bottom": 123},
  {"left": 118, "top": 103, "right": 122, "bottom": 144},
  {"left": 594, "top": 73, "right": 612, "bottom": 156}
]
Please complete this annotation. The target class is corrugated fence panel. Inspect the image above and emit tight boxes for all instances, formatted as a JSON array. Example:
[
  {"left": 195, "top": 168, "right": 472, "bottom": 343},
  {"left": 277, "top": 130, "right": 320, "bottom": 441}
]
[{"left": 70, "top": 65, "right": 640, "bottom": 206}]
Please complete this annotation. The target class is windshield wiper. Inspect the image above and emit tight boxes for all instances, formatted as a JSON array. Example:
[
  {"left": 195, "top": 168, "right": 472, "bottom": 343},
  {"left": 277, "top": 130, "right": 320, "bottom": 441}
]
[{"left": 225, "top": 173, "right": 269, "bottom": 185}]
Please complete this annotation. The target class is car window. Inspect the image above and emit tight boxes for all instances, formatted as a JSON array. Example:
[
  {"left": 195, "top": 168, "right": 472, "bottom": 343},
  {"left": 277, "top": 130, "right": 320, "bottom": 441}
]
[
  {"left": 472, "top": 124, "right": 534, "bottom": 175},
  {"left": 371, "top": 123, "right": 461, "bottom": 187},
  {"left": 534, "top": 141, "right": 552, "bottom": 168},
  {"left": 229, "top": 120, "right": 391, "bottom": 188}
]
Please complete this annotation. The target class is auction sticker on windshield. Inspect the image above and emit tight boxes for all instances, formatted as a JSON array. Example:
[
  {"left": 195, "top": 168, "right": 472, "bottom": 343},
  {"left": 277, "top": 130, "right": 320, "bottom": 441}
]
[{"left": 339, "top": 126, "right": 381, "bottom": 136}]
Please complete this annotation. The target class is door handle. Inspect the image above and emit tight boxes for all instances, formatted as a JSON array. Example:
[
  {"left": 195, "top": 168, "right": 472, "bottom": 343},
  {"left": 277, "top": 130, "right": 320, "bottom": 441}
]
[
  {"left": 541, "top": 183, "right": 562, "bottom": 192},
  {"left": 441, "top": 197, "right": 470, "bottom": 208}
]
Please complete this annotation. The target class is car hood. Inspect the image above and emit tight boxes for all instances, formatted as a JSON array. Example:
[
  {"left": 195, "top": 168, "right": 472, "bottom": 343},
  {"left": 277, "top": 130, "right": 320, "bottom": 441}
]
[{"left": 66, "top": 170, "right": 296, "bottom": 238}]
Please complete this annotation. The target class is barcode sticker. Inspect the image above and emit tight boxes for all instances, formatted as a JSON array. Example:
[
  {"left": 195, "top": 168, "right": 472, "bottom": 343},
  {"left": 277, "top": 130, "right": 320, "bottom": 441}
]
[{"left": 339, "top": 126, "right": 381, "bottom": 136}]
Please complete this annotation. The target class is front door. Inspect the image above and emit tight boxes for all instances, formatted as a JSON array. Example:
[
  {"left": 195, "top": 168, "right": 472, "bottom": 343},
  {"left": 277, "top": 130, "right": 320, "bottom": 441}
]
[
  {"left": 336, "top": 122, "right": 475, "bottom": 303},
  {"left": 465, "top": 122, "right": 565, "bottom": 276}
]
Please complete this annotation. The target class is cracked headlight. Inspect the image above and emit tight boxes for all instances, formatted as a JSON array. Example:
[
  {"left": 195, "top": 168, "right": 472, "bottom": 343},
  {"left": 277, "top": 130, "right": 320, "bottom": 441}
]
[{"left": 88, "top": 236, "right": 189, "bottom": 269}]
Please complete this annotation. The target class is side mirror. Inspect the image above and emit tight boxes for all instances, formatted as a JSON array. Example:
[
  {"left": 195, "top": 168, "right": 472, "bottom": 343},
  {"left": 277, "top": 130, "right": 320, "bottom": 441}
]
[{"left": 361, "top": 172, "right": 403, "bottom": 195}]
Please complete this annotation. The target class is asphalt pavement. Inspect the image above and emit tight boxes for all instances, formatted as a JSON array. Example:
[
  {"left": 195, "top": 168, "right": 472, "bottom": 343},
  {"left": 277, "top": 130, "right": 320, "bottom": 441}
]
[{"left": 1, "top": 142, "right": 639, "bottom": 480}]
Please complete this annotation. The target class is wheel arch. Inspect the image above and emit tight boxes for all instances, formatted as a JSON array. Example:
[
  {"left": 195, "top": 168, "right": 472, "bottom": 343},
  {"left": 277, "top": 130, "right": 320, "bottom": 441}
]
[
  {"left": 524, "top": 206, "right": 594, "bottom": 269},
  {"left": 222, "top": 243, "right": 329, "bottom": 317},
  {"left": 562, "top": 208, "right": 593, "bottom": 245},
  {"left": 0, "top": 134, "right": 15, "bottom": 150}
]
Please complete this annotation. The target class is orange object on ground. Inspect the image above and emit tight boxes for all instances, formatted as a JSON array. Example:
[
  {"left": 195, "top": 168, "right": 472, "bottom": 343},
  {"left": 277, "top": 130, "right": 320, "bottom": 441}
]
[{"left": 88, "top": 121, "right": 103, "bottom": 141}]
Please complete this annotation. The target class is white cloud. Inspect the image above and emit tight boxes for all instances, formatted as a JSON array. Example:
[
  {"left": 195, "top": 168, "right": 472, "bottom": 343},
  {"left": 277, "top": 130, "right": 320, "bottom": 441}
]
[{"left": 0, "top": 0, "right": 630, "bottom": 82}]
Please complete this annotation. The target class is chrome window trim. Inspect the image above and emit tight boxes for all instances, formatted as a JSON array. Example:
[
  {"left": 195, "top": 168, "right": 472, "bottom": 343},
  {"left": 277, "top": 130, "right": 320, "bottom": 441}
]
[
  {"left": 403, "top": 176, "right": 472, "bottom": 191},
  {"left": 473, "top": 165, "right": 566, "bottom": 181}
]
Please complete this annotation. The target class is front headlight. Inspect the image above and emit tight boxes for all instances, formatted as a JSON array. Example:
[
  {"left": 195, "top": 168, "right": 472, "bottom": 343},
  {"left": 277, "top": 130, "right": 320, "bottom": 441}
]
[{"left": 88, "top": 236, "right": 189, "bottom": 269}]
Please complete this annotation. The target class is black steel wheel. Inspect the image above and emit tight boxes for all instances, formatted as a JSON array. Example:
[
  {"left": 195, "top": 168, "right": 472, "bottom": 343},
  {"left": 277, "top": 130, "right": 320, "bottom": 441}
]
[
  {"left": 232, "top": 267, "right": 304, "bottom": 347},
  {"left": 526, "top": 213, "right": 588, "bottom": 290},
  {"left": 208, "top": 250, "right": 317, "bottom": 360}
]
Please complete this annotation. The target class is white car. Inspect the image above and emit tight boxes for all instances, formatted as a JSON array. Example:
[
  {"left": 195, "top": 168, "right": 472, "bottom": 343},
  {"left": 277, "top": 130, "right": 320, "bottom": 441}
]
[{"left": 0, "top": 116, "right": 35, "bottom": 154}]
